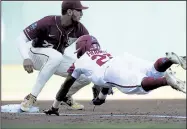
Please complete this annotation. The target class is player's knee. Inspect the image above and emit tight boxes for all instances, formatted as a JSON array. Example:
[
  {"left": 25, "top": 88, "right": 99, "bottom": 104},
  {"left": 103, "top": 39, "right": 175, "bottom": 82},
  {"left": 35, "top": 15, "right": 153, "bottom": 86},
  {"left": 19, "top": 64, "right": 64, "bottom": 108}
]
[
  {"left": 148, "top": 66, "right": 165, "bottom": 78},
  {"left": 49, "top": 53, "right": 63, "bottom": 64},
  {"left": 76, "top": 79, "right": 91, "bottom": 87},
  {"left": 76, "top": 75, "right": 91, "bottom": 86}
]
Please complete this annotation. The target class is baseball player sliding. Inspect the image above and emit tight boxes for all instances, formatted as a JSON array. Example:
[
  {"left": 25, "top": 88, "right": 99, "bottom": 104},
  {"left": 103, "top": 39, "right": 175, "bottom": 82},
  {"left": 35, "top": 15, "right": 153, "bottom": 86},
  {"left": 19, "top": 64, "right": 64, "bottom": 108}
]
[
  {"left": 17, "top": 1, "right": 98, "bottom": 112},
  {"left": 43, "top": 35, "right": 186, "bottom": 116}
]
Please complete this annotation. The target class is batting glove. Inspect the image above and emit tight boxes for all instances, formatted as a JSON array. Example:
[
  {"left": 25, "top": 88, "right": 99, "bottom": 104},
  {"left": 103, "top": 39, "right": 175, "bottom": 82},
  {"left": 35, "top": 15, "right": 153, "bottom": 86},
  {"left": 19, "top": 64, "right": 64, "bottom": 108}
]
[
  {"left": 92, "top": 97, "right": 105, "bottom": 106},
  {"left": 43, "top": 107, "right": 59, "bottom": 116}
]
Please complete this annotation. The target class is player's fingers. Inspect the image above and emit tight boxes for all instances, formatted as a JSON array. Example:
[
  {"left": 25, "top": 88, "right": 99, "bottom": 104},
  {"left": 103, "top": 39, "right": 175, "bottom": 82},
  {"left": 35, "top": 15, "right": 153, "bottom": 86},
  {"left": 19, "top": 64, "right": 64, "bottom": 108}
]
[
  {"left": 24, "top": 65, "right": 32, "bottom": 73},
  {"left": 28, "top": 65, "right": 33, "bottom": 73},
  {"left": 26, "top": 67, "right": 31, "bottom": 73},
  {"left": 24, "top": 65, "right": 29, "bottom": 72},
  {"left": 23, "top": 65, "right": 27, "bottom": 71},
  {"left": 29, "top": 65, "right": 34, "bottom": 73},
  {"left": 30, "top": 68, "right": 33, "bottom": 73}
]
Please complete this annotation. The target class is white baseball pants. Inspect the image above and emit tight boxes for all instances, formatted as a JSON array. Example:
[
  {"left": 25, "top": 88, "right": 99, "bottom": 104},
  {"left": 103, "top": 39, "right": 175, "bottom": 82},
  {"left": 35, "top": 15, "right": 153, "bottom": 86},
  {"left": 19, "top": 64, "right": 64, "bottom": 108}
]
[{"left": 28, "top": 46, "right": 91, "bottom": 97}]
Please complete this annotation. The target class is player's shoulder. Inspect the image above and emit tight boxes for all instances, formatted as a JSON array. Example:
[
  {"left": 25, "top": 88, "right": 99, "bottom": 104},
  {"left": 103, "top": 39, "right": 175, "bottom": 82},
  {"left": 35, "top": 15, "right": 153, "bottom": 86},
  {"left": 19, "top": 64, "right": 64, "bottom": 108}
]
[
  {"left": 77, "top": 22, "right": 86, "bottom": 27},
  {"left": 39, "top": 15, "right": 59, "bottom": 25},
  {"left": 40, "top": 15, "right": 54, "bottom": 20},
  {"left": 76, "top": 22, "right": 88, "bottom": 31}
]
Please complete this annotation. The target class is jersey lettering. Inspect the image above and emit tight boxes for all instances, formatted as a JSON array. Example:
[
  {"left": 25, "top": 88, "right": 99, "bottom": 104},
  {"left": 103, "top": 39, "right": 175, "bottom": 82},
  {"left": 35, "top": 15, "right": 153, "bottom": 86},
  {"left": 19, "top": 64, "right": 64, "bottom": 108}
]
[{"left": 90, "top": 52, "right": 113, "bottom": 66}]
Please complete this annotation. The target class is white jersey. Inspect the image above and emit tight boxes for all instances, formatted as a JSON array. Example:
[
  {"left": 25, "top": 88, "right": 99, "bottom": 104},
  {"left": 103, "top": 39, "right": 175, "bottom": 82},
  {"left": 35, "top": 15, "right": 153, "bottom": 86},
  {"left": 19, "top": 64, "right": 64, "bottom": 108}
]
[
  {"left": 104, "top": 52, "right": 164, "bottom": 94},
  {"left": 70, "top": 50, "right": 113, "bottom": 86},
  {"left": 69, "top": 51, "right": 164, "bottom": 95},
  {"left": 104, "top": 52, "right": 152, "bottom": 85}
]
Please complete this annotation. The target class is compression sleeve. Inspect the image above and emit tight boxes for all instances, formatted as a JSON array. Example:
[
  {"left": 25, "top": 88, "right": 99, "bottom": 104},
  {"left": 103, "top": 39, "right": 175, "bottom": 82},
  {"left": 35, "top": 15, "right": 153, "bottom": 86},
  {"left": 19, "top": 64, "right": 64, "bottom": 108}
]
[{"left": 17, "top": 32, "right": 30, "bottom": 59}]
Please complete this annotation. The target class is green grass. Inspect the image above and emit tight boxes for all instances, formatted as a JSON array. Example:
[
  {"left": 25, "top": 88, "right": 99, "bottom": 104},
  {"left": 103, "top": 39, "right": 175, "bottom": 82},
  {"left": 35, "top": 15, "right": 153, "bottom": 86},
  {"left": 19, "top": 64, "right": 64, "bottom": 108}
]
[{"left": 2, "top": 123, "right": 186, "bottom": 129}]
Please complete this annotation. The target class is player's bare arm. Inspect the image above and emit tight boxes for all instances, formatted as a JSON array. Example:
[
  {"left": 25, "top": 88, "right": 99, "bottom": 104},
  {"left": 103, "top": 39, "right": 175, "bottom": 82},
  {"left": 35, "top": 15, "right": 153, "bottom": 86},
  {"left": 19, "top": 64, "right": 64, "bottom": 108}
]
[
  {"left": 56, "top": 74, "right": 77, "bottom": 102},
  {"left": 44, "top": 74, "right": 78, "bottom": 116}
]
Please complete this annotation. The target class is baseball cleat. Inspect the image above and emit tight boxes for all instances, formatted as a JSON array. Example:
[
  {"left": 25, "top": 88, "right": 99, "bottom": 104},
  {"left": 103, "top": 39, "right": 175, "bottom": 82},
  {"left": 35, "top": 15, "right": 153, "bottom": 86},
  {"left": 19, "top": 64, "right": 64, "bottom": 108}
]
[
  {"left": 165, "top": 68, "right": 186, "bottom": 94},
  {"left": 61, "top": 96, "right": 84, "bottom": 110},
  {"left": 20, "top": 94, "right": 37, "bottom": 112},
  {"left": 43, "top": 107, "right": 59, "bottom": 116},
  {"left": 165, "top": 52, "right": 186, "bottom": 70}
]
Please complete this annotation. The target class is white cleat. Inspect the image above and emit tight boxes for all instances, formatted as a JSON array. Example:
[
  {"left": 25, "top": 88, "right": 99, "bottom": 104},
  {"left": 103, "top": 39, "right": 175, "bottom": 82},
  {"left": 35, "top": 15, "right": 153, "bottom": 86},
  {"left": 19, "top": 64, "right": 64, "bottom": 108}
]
[
  {"left": 20, "top": 94, "right": 37, "bottom": 112},
  {"left": 165, "top": 68, "right": 186, "bottom": 94},
  {"left": 165, "top": 52, "right": 186, "bottom": 70}
]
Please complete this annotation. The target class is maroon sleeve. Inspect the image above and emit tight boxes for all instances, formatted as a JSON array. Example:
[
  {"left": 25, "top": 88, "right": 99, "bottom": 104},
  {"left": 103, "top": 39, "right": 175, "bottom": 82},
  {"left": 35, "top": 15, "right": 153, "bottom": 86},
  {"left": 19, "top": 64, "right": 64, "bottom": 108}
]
[
  {"left": 23, "top": 16, "right": 52, "bottom": 41},
  {"left": 77, "top": 22, "right": 89, "bottom": 37}
]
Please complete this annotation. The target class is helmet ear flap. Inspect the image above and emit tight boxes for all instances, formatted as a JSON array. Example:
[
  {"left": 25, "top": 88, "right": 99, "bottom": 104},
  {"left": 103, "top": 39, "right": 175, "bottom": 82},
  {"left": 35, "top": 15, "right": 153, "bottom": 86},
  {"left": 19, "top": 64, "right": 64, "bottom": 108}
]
[
  {"left": 77, "top": 45, "right": 86, "bottom": 58},
  {"left": 77, "top": 50, "right": 82, "bottom": 58}
]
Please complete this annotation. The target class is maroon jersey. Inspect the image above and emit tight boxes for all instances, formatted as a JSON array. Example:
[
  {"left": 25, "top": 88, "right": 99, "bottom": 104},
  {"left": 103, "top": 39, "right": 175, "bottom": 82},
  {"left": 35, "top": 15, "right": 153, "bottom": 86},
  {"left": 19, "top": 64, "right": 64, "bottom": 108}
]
[{"left": 23, "top": 15, "right": 89, "bottom": 54}]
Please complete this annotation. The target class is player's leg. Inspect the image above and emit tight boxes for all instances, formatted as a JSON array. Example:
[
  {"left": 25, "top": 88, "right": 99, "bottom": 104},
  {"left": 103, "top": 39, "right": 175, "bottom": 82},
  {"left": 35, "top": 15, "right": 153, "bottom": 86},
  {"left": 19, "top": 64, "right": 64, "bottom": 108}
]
[
  {"left": 43, "top": 75, "right": 91, "bottom": 113},
  {"left": 144, "top": 52, "right": 186, "bottom": 93},
  {"left": 165, "top": 52, "right": 186, "bottom": 70},
  {"left": 122, "top": 51, "right": 186, "bottom": 80},
  {"left": 54, "top": 54, "right": 91, "bottom": 110},
  {"left": 154, "top": 52, "right": 186, "bottom": 73},
  {"left": 107, "top": 68, "right": 186, "bottom": 95},
  {"left": 21, "top": 47, "right": 63, "bottom": 112},
  {"left": 105, "top": 59, "right": 186, "bottom": 95},
  {"left": 62, "top": 74, "right": 91, "bottom": 110},
  {"left": 141, "top": 68, "right": 186, "bottom": 93},
  {"left": 44, "top": 83, "right": 113, "bottom": 114}
]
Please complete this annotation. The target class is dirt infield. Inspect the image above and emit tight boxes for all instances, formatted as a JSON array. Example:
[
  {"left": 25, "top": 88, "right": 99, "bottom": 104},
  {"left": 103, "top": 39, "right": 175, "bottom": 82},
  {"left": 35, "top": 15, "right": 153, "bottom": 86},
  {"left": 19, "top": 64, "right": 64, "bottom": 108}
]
[{"left": 1, "top": 99, "right": 186, "bottom": 127}]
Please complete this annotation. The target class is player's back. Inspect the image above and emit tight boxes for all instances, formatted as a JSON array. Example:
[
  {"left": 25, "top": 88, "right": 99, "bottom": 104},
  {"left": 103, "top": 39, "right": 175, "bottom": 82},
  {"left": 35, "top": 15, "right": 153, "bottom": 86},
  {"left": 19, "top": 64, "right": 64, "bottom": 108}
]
[
  {"left": 106, "top": 52, "right": 152, "bottom": 74},
  {"left": 74, "top": 50, "right": 113, "bottom": 86}
]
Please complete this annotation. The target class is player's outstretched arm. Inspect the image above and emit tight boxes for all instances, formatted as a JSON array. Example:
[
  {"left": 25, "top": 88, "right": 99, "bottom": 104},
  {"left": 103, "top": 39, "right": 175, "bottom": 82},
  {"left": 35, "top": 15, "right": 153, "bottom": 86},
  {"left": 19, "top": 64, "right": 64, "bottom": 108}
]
[
  {"left": 44, "top": 74, "right": 77, "bottom": 116},
  {"left": 56, "top": 74, "right": 77, "bottom": 101}
]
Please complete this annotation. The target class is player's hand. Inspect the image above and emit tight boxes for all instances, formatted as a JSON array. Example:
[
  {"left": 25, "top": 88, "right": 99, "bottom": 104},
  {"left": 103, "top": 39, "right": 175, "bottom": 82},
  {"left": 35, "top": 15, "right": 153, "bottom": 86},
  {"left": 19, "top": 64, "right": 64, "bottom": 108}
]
[
  {"left": 91, "top": 97, "right": 105, "bottom": 106},
  {"left": 23, "top": 59, "right": 34, "bottom": 73},
  {"left": 43, "top": 107, "right": 59, "bottom": 116}
]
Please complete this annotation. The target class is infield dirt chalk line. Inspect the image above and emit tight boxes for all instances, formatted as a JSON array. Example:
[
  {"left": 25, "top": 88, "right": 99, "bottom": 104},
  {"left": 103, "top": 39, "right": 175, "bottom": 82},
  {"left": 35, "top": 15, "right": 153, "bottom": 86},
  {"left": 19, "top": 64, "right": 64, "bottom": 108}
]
[{"left": 15, "top": 112, "right": 186, "bottom": 119}]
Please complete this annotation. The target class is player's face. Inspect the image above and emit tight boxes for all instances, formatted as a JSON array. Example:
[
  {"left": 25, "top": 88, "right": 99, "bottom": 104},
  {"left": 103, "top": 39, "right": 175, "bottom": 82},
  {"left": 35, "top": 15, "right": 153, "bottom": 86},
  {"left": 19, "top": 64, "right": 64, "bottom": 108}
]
[
  {"left": 71, "top": 9, "right": 83, "bottom": 22},
  {"left": 90, "top": 43, "right": 100, "bottom": 51}
]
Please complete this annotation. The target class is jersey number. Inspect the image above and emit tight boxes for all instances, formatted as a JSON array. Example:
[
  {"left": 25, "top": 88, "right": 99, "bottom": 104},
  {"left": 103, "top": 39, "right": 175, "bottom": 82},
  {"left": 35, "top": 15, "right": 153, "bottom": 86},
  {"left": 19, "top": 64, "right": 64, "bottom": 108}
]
[{"left": 91, "top": 53, "right": 113, "bottom": 66}]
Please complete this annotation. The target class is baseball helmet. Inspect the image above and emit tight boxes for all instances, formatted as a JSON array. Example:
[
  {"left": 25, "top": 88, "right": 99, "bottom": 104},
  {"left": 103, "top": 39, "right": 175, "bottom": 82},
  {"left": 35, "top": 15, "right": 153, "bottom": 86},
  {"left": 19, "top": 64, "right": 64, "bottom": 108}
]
[{"left": 75, "top": 35, "right": 100, "bottom": 58}]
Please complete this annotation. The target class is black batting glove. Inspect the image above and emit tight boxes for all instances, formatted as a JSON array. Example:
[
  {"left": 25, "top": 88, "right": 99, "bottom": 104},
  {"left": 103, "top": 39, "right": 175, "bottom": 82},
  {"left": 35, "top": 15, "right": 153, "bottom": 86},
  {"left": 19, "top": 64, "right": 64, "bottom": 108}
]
[
  {"left": 92, "top": 97, "right": 105, "bottom": 106},
  {"left": 43, "top": 107, "right": 59, "bottom": 116}
]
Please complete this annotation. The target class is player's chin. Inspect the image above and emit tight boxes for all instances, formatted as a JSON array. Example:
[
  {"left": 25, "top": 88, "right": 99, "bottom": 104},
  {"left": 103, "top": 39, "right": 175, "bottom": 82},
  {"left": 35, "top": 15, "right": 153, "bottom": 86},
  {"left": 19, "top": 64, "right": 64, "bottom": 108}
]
[{"left": 73, "top": 17, "right": 81, "bottom": 22}]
